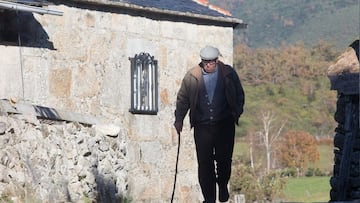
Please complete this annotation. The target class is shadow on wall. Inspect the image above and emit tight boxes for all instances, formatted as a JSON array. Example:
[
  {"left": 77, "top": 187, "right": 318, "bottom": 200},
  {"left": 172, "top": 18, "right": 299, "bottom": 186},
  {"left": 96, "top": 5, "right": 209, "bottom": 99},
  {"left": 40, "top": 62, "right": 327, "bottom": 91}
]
[
  {"left": 0, "top": 10, "right": 55, "bottom": 49},
  {"left": 94, "top": 169, "right": 123, "bottom": 203}
]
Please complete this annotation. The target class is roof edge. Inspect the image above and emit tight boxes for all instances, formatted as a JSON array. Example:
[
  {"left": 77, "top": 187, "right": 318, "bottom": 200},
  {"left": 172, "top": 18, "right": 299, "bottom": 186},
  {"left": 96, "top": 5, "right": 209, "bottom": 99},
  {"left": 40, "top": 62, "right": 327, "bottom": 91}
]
[
  {"left": 66, "top": 0, "right": 246, "bottom": 28},
  {"left": 0, "top": 0, "right": 63, "bottom": 15}
]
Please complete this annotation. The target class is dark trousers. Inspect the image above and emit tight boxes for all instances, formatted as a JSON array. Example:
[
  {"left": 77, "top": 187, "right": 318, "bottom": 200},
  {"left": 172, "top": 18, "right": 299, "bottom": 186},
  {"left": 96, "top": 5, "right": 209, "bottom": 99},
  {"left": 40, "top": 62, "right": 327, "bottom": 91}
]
[{"left": 194, "top": 118, "right": 235, "bottom": 203}]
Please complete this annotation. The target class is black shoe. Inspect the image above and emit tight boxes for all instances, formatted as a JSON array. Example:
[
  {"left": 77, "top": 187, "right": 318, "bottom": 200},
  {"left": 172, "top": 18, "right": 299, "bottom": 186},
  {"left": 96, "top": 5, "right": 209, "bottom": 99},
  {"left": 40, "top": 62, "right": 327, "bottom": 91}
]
[{"left": 218, "top": 186, "right": 229, "bottom": 202}]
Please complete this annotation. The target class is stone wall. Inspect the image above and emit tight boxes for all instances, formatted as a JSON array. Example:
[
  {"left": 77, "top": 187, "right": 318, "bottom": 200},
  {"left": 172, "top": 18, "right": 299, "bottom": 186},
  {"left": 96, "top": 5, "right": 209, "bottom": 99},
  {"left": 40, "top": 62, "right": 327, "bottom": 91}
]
[
  {"left": 0, "top": 113, "right": 127, "bottom": 202},
  {"left": 0, "top": 2, "right": 235, "bottom": 202}
]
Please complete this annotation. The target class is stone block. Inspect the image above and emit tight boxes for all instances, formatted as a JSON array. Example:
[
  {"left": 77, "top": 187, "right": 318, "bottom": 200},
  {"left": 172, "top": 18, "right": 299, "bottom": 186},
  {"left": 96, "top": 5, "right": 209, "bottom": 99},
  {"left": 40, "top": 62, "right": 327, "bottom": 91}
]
[{"left": 49, "top": 68, "right": 72, "bottom": 98}]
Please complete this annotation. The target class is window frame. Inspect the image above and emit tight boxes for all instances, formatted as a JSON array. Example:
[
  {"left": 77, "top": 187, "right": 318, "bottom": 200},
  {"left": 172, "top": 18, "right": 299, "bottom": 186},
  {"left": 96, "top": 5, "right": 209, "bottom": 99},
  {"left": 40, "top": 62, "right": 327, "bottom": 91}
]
[{"left": 129, "top": 52, "right": 159, "bottom": 115}]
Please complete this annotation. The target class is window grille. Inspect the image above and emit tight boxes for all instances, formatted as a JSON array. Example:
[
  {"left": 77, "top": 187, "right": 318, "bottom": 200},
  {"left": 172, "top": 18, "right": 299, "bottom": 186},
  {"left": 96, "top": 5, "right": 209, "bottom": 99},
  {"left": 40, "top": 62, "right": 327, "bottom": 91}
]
[{"left": 129, "top": 52, "right": 158, "bottom": 115}]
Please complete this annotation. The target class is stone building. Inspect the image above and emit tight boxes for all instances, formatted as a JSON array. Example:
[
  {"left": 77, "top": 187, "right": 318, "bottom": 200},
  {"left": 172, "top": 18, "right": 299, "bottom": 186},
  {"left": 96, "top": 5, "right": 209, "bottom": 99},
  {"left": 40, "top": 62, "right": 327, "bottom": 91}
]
[
  {"left": 0, "top": 0, "right": 245, "bottom": 202},
  {"left": 328, "top": 39, "right": 359, "bottom": 201}
]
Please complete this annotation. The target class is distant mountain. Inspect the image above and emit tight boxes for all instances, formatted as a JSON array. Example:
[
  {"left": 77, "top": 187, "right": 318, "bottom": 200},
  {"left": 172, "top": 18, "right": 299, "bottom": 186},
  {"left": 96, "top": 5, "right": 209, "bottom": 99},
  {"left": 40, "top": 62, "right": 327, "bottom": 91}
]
[{"left": 211, "top": 0, "right": 359, "bottom": 50}]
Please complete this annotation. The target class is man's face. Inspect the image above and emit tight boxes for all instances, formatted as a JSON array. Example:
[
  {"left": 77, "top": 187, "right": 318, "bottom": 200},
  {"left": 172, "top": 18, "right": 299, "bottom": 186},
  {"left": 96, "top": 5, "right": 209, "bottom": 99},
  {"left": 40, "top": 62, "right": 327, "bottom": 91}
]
[{"left": 202, "top": 58, "right": 217, "bottom": 73}]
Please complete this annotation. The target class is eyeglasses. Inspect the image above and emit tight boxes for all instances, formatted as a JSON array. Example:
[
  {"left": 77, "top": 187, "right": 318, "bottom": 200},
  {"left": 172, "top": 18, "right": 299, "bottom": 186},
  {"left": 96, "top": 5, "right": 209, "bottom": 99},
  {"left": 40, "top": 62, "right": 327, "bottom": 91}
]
[{"left": 202, "top": 59, "right": 217, "bottom": 65}]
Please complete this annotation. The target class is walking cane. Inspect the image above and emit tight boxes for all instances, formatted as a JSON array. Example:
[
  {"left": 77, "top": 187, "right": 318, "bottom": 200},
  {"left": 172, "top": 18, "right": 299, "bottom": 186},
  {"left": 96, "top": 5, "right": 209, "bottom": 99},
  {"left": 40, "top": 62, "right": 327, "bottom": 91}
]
[{"left": 171, "top": 132, "right": 180, "bottom": 203}]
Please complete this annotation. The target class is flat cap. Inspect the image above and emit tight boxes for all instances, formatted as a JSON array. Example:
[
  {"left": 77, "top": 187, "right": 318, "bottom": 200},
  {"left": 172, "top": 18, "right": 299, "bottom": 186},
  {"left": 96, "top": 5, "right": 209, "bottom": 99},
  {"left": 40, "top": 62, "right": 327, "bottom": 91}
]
[{"left": 200, "top": 45, "right": 221, "bottom": 60}]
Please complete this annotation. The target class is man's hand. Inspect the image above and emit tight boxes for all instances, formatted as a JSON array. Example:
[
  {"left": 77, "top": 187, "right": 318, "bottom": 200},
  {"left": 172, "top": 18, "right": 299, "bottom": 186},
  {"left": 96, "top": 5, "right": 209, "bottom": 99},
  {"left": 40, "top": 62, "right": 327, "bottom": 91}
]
[{"left": 174, "top": 121, "right": 183, "bottom": 135}]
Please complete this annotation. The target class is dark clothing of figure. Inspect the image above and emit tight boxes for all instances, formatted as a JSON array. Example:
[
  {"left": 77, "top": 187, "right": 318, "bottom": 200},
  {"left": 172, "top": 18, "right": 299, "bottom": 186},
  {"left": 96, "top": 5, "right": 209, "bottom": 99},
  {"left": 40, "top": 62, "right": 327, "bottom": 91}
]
[
  {"left": 194, "top": 66, "right": 232, "bottom": 125},
  {"left": 194, "top": 117, "right": 235, "bottom": 203},
  {"left": 175, "top": 61, "right": 244, "bottom": 126},
  {"left": 174, "top": 61, "right": 245, "bottom": 203}
]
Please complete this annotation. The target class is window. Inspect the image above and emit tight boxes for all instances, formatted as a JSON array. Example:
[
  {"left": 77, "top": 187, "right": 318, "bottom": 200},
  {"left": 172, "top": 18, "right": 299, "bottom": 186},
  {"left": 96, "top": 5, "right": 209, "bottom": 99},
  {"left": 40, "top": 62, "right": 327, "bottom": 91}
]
[{"left": 129, "top": 52, "right": 158, "bottom": 115}]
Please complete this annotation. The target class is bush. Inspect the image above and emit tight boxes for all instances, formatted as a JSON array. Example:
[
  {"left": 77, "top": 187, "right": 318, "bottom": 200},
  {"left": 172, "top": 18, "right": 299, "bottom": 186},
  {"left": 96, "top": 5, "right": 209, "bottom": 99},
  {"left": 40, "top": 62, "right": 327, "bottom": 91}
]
[
  {"left": 230, "top": 159, "right": 287, "bottom": 202},
  {"left": 281, "top": 167, "right": 298, "bottom": 177},
  {"left": 305, "top": 167, "right": 326, "bottom": 177},
  {"left": 230, "top": 162, "right": 261, "bottom": 202},
  {"left": 305, "top": 167, "right": 315, "bottom": 177},
  {"left": 314, "top": 168, "right": 326, "bottom": 176},
  {"left": 260, "top": 171, "right": 287, "bottom": 201}
]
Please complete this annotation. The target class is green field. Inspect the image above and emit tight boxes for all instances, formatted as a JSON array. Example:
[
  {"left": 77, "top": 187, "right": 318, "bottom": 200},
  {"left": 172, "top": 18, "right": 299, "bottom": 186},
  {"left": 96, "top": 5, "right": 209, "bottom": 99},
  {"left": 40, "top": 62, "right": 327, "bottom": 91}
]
[
  {"left": 283, "top": 176, "right": 331, "bottom": 202},
  {"left": 233, "top": 141, "right": 334, "bottom": 201}
]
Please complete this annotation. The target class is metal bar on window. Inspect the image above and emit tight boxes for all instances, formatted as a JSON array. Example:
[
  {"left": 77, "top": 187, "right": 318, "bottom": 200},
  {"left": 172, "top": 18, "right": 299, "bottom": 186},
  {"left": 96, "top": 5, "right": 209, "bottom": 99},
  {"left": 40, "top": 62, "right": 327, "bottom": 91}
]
[
  {"left": 137, "top": 61, "right": 141, "bottom": 110},
  {"left": 143, "top": 61, "right": 148, "bottom": 111},
  {"left": 148, "top": 62, "right": 152, "bottom": 111}
]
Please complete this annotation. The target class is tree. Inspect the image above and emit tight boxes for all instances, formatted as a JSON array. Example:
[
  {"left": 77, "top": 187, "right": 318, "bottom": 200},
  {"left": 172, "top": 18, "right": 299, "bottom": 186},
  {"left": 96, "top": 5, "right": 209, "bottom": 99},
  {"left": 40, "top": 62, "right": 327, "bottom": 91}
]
[
  {"left": 278, "top": 130, "right": 320, "bottom": 176},
  {"left": 257, "top": 111, "right": 286, "bottom": 174},
  {"left": 233, "top": 42, "right": 338, "bottom": 85}
]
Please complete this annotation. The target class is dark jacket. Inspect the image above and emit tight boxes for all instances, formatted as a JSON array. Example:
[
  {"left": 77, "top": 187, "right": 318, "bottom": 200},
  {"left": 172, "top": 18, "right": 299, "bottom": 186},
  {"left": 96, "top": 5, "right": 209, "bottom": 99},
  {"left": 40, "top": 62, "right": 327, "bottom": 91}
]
[{"left": 175, "top": 61, "right": 245, "bottom": 127}]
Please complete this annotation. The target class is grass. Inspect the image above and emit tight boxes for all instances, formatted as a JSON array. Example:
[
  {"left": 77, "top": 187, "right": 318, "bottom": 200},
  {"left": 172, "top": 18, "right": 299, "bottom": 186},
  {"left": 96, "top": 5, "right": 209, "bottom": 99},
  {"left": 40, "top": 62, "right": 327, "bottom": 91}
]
[
  {"left": 283, "top": 176, "right": 331, "bottom": 202},
  {"left": 233, "top": 140, "right": 334, "bottom": 202},
  {"left": 283, "top": 144, "right": 333, "bottom": 202}
]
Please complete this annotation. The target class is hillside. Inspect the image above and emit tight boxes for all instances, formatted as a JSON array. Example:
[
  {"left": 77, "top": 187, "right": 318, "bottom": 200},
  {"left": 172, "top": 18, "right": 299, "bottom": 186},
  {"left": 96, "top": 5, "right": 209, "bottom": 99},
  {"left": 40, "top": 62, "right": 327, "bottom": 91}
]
[
  {"left": 232, "top": 42, "right": 341, "bottom": 138},
  {"left": 210, "top": 0, "right": 359, "bottom": 50}
]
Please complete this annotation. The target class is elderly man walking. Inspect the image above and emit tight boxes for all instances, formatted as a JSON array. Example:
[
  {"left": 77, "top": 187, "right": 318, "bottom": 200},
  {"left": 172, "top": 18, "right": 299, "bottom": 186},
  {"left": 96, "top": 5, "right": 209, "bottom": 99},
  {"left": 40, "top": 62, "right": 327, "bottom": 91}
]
[{"left": 174, "top": 45, "right": 245, "bottom": 203}]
